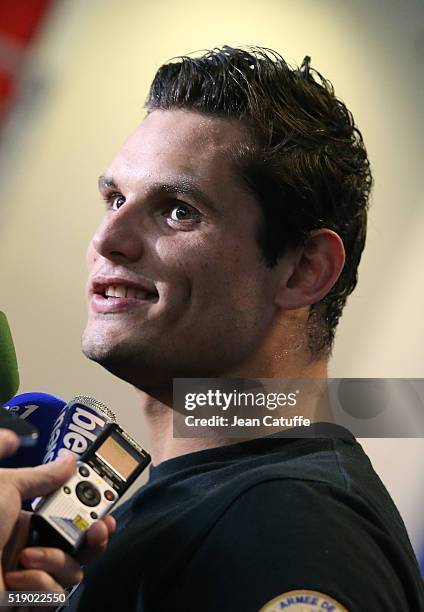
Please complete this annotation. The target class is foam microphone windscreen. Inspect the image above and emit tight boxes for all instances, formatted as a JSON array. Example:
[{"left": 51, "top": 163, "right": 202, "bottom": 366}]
[{"left": 0, "top": 311, "right": 20, "bottom": 405}]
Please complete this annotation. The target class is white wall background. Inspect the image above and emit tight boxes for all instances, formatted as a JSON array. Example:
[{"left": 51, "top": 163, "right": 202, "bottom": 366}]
[{"left": 0, "top": 0, "right": 423, "bottom": 553}]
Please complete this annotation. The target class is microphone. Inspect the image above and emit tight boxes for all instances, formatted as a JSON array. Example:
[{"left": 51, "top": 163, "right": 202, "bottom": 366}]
[
  {"left": 2, "top": 394, "right": 117, "bottom": 469},
  {"left": 0, "top": 311, "right": 20, "bottom": 405},
  {"left": 0, "top": 392, "right": 66, "bottom": 468},
  {"left": 31, "top": 395, "right": 116, "bottom": 511},
  {"left": 0, "top": 312, "right": 39, "bottom": 444},
  {"left": 42, "top": 395, "right": 116, "bottom": 464},
  {"left": 1, "top": 393, "right": 116, "bottom": 511}
]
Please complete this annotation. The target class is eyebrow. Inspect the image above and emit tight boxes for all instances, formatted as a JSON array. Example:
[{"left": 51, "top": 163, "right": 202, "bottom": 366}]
[
  {"left": 98, "top": 174, "right": 217, "bottom": 212},
  {"left": 98, "top": 175, "right": 118, "bottom": 191}
]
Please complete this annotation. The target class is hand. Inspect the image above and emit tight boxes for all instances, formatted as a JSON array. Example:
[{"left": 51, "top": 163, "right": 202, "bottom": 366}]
[
  {"left": 0, "top": 429, "right": 76, "bottom": 590},
  {"left": 0, "top": 429, "right": 116, "bottom": 596},
  {"left": 4, "top": 515, "right": 116, "bottom": 593}
]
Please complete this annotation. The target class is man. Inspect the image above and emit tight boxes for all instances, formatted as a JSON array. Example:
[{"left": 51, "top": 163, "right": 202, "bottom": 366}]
[{"left": 69, "top": 46, "right": 421, "bottom": 610}]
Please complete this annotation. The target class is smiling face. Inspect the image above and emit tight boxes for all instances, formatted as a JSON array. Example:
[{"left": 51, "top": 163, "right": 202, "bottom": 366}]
[{"left": 82, "top": 109, "right": 284, "bottom": 387}]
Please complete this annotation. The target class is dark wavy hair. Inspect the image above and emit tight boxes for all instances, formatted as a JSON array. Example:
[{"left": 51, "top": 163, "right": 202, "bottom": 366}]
[{"left": 146, "top": 46, "right": 373, "bottom": 357}]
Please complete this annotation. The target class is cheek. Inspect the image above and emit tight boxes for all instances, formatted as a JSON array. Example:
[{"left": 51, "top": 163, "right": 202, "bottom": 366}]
[
  {"left": 86, "top": 242, "right": 98, "bottom": 270},
  {"left": 193, "top": 249, "right": 257, "bottom": 305},
  {"left": 156, "top": 235, "right": 266, "bottom": 306}
]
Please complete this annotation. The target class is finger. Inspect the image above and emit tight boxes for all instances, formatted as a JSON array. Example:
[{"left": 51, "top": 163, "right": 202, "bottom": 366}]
[
  {"left": 8, "top": 453, "right": 76, "bottom": 500},
  {"left": 20, "top": 547, "right": 83, "bottom": 588},
  {"left": 5, "top": 569, "right": 64, "bottom": 594},
  {"left": 77, "top": 516, "right": 116, "bottom": 565},
  {"left": 1, "top": 510, "right": 32, "bottom": 572},
  {"left": 77, "top": 521, "right": 108, "bottom": 565},
  {"left": 0, "top": 428, "right": 19, "bottom": 459},
  {"left": 103, "top": 514, "right": 117, "bottom": 535}
]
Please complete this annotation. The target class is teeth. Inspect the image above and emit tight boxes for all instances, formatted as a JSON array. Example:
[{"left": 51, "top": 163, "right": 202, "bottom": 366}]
[
  {"left": 105, "top": 286, "right": 116, "bottom": 297},
  {"left": 103, "top": 285, "right": 154, "bottom": 300},
  {"left": 115, "top": 286, "right": 126, "bottom": 298},
  {"left": 126, "top": 287, "right": 137, "bottom": 299}
]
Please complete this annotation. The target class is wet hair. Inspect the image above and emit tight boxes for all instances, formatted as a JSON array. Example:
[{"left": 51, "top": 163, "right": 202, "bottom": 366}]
[{"left": 145, "top": 45, "right": 372, "bottom": 357}]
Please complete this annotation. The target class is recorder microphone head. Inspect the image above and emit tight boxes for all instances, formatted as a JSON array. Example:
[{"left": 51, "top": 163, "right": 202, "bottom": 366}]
[{"left": 42, "top": 395, "right": 116, "bottom": 464}]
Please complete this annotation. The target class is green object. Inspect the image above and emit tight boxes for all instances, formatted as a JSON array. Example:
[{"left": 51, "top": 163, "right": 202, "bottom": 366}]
[{"left": 0, "top": 311, "right": 19, "bottom": 405}]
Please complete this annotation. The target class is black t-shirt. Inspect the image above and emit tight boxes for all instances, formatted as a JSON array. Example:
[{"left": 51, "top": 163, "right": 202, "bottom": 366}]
[{"left": 67, "top": 424, "right": 423, "bottom": 611}]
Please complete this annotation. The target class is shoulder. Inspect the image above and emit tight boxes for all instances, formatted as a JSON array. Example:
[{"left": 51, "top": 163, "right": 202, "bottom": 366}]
[
  {"left": 174, "top": 478, "right": 419, "bottom": 612},
  {"left": 207, "top": 477, "right": 381, "bottom": 555}
]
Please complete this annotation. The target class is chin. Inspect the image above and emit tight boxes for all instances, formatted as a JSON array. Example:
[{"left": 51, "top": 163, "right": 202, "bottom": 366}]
[
  {"left": 82, "top": 338, "right": 118, "bottom": 367},
  {"left": 81, "top": 338, "right": 138, "bottom": 386},
  {"left": 81, "top": 328, "right": 155, "bottom": 384},
  {"left": 82, "top": 325, "right": 126, "bottom": 364}
]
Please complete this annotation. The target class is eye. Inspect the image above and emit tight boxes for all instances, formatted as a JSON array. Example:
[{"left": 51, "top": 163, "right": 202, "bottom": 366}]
[
  {"left": 169, "top": 203, "right": 200, "bottom": 223},
  {"left": 103, "top": 194, "right": 126, "bottom": 210},
  {"left": 111, "top": 194, "right": 126, "bottom": 210}
]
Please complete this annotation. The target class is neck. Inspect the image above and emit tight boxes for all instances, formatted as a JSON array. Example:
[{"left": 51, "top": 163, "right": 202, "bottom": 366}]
[
  {"left": 135, "top": 395, "right": 226, "bottom": 466},
  {"left": 134, "top": 322, "right": 330, "bottom": 466}
]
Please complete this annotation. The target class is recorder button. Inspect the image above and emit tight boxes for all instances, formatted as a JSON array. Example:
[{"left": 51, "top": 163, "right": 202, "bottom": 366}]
[
  {"left": 78, "top": 465, "right": 90, "bottom": 477},
  {"left": 76, "top": 481, "right": 101, "bottom": 507},
  {"left": 104, "top": 490, "right": 115, "bottom": 501}
]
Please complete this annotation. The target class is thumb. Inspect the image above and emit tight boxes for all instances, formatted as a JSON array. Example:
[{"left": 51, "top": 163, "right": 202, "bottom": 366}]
[
  {"left": 7, "top": 453, "right": 76, "bottom": 501},
  {"left": 0, "top": 429, "right": 20, "bottom": 460}
]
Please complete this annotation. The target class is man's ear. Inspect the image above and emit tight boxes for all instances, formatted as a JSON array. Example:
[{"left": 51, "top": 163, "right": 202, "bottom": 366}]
[{"left": 274, "top": 229, "right": 345, "bottom": 310}]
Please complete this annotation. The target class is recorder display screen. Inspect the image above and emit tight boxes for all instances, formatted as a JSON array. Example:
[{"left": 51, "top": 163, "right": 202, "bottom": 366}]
[{"left": 96, "top": 434, "right": 139, "bottom": 481}]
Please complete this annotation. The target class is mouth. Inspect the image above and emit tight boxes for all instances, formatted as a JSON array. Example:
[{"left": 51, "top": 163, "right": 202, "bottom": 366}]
[{"left": 90, "top": 279, "right": 159, "bottom": 313}]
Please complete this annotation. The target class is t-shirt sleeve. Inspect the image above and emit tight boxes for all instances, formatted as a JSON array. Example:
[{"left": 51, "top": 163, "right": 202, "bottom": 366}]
[{"left": 163, "top": 479, "right": 411, "bottom": 612}]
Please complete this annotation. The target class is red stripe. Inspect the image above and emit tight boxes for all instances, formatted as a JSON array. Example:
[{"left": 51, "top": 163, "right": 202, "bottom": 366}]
[{"left": 0, "top": 0, "right": 54, "bottom": 45}]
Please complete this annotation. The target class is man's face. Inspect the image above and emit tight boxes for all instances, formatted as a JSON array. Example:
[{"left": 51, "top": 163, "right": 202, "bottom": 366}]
[{"left": 82, "top": 109, "right": 283, "bottom": 387}]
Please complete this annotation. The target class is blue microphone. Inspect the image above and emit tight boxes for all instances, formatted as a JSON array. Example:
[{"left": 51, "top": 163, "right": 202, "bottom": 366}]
[{"left": 1, "top": 392, "right": 66, "bottom": 468}]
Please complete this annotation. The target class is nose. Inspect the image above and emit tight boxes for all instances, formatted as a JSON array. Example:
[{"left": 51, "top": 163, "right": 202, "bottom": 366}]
[{"left": 91, "top": 207, "right": 144, "bottom": 263}]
